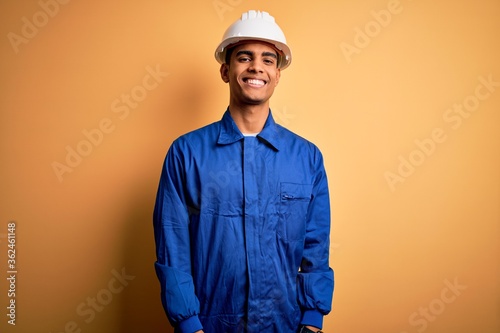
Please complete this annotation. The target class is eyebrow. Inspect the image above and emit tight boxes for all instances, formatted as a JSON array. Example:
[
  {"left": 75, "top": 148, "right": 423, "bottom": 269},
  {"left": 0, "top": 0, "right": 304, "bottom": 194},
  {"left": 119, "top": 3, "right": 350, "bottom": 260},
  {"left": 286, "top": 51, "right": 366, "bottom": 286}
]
[{"left": 235, "top": 50, "right": 278, "bottom": 59}]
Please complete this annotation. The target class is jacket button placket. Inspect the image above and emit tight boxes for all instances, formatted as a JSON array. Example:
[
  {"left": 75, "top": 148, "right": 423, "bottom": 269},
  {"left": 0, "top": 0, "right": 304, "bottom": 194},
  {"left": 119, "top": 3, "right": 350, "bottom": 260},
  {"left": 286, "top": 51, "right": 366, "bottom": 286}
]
[{"left": 242, "top": 137, "right": 261, "bottom": 332}]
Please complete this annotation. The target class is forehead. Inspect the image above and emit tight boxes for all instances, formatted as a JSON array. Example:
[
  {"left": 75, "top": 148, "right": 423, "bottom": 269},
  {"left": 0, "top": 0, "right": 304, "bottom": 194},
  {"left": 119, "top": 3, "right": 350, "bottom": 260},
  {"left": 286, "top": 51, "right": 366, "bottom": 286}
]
[{"left": 231, "top": 41, "right": 279, "bottom": 56}]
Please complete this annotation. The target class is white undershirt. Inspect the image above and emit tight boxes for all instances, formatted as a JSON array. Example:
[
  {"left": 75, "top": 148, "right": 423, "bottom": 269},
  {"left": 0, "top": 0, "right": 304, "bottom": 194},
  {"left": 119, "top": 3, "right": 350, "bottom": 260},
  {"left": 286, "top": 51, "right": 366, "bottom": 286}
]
[{"left": 243, "top": 133, "right": 259, "bottom": 137}]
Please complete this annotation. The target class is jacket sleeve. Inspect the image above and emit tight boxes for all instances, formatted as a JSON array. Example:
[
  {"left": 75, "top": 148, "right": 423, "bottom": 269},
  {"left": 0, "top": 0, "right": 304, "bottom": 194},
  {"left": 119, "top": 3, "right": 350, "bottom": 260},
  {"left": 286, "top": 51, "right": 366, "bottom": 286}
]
[
  {"left": 297, "top": 148, "right": 334, "bottom": 329},
  {"left": 153, "top": 141, "right": 203, "bottom": 333}
]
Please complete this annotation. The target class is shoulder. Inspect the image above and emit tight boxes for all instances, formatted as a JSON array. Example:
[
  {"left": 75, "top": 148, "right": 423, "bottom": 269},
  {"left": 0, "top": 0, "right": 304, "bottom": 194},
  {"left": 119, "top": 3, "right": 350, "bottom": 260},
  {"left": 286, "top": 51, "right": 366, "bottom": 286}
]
[
  {"left": 172, "top": 120, "right": 221, "bottom": 148},
  {"left": 276, "top": 123, "right": 323, "bottom": 156}
]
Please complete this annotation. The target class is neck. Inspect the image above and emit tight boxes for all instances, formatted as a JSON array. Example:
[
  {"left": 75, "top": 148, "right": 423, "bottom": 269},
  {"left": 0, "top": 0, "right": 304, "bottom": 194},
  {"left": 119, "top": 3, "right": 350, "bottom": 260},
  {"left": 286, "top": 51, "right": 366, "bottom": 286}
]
[{"left": 228, "top": 102, "right": 269, "bottom": 134}]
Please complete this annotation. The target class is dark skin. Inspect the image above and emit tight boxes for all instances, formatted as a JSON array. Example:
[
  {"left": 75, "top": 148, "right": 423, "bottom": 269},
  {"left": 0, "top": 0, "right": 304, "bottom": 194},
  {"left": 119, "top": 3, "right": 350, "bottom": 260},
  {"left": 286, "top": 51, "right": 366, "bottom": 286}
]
[
  {"left": 195, "top": 41, "right": 321, "bottom": 333},
  {"left": 219, "top": 41, "right": 281, "bottom": 134}
]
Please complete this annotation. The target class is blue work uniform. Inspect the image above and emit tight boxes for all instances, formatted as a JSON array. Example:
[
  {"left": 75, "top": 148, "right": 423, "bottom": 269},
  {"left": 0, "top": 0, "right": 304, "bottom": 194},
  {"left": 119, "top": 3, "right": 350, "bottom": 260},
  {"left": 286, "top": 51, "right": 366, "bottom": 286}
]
[{"left": 153, "top": 110, "right": 334, "bottom": 333}]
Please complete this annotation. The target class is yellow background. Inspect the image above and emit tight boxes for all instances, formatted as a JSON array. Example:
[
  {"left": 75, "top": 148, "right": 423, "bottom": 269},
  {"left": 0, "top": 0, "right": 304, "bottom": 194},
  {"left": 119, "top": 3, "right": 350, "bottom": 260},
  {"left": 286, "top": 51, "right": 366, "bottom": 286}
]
[{"left": 1, "top": 0, "right": 499, "bottom": 332}]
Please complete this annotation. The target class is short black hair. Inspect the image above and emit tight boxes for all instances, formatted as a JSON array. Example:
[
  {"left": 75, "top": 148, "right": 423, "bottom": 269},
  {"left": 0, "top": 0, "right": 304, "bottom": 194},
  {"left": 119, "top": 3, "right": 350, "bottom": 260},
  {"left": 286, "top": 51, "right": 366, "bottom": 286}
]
[{"left": 224, "top": 47, "right": 235, "bottom": 65}]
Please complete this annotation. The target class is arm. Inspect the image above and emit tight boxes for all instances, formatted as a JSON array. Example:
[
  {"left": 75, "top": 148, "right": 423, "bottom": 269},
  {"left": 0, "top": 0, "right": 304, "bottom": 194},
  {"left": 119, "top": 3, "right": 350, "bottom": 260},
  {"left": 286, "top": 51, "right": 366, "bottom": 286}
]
[
  {"left": 297, "top": 149, "right": 334, "bottom": 330},
  {"left": 153, "top": 142, "right": 203, "bottom": 333}
]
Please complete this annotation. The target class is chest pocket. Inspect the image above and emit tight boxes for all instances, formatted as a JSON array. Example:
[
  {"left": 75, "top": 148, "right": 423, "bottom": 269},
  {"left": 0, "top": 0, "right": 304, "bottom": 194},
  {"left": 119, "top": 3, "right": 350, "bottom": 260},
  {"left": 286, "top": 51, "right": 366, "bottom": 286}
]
[{"left": 278, "top": 182, "right": 313, "bottom": 241}]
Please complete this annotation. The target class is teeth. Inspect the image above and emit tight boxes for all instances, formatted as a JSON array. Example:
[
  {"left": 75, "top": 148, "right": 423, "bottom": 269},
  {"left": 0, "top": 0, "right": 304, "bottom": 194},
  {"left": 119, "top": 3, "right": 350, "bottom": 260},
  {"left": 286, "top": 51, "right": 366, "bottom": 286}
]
[{"left": 247, "top": 79, "right": 265, "bottom": 86}]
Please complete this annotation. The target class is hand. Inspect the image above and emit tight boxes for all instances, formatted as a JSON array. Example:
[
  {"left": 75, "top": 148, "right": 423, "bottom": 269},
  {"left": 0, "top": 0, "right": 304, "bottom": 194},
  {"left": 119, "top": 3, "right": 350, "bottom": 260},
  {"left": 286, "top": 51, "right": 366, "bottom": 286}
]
[
  {"left": 194, "top": 331, "right": 203, "bottom": 333},
  {"left": 305, "top": 326, "right": 321, "bottom": 333}
]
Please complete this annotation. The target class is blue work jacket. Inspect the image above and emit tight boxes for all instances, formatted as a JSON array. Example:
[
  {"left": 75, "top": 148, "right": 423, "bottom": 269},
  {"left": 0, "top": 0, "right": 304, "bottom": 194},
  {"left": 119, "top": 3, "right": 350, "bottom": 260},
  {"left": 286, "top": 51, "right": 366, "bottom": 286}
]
[{"left": 153, "top": 110, "right": 334, "bottom": 333}]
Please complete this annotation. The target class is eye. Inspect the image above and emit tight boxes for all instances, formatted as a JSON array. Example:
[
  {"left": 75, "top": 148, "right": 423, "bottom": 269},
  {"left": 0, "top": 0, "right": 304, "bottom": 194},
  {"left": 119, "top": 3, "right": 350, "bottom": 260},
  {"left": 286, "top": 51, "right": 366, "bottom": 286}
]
[
  {"left": 263, "top": 58, "right": 275, "bottom": 65},
  {"left": 238, "top": 56, "right": 251, "bottom": 62}
]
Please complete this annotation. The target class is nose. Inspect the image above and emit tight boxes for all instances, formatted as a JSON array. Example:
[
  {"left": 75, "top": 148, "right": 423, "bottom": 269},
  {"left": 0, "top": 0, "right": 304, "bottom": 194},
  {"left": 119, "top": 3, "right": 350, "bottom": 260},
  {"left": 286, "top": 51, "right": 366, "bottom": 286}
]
[{"left": 248, "top": 59, "right": 264, "bottom": 73}]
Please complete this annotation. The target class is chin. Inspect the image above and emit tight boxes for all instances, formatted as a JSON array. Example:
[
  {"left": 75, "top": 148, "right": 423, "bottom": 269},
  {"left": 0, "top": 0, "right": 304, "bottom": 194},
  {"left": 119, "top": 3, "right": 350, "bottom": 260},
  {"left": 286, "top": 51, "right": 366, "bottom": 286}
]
[
  {"left": 243, "top": 94, "right": 269, "bottom": 104},
  {"left": 245, "top": 98, "right": 267, "bottom": 105}
]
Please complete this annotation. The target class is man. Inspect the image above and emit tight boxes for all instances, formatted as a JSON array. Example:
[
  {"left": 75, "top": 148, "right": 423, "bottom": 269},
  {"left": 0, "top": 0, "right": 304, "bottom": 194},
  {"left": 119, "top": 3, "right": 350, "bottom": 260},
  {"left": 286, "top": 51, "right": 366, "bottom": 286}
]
[{"left": 153, "top": 10, "right": 334, "bottom": 333}]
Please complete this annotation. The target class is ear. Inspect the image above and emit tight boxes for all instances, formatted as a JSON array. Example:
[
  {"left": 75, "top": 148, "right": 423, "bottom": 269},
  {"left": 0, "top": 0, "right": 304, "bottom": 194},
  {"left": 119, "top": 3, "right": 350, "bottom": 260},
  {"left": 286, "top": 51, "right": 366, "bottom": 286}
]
[
  {"left": 220, "top": 63, "right": 230, "bottom": 83},
  {"left": 275, "top": 68, "right": 281, "bottom": 86}
]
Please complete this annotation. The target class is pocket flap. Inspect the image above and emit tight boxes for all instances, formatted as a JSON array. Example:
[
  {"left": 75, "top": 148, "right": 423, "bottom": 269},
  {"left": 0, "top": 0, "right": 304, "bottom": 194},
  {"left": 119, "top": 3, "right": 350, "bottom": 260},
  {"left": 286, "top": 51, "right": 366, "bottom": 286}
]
[{"left": 280, "top": 182, "right": 313, "bottom": 201}]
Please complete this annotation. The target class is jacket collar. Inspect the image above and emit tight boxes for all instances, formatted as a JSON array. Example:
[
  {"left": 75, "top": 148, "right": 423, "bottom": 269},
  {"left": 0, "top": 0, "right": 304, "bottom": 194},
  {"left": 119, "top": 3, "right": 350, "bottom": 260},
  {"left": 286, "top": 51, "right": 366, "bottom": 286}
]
[{"left": 217, "top": 109, "right": 281, "bottom": 151}]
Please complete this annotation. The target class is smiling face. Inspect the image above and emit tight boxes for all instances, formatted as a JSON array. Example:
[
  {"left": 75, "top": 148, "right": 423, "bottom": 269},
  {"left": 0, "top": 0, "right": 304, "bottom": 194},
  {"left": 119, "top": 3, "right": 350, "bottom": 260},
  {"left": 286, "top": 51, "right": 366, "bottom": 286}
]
[{"left": 220, "top": 42, "right": 281, "bottom": 108}]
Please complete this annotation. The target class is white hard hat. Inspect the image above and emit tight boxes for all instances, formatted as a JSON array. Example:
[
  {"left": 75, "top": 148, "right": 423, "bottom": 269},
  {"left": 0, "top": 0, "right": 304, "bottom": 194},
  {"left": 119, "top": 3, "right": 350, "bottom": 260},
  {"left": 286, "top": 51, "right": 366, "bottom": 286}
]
[{"left": 214, "top": 10, "right": 292, "bottom": 69}]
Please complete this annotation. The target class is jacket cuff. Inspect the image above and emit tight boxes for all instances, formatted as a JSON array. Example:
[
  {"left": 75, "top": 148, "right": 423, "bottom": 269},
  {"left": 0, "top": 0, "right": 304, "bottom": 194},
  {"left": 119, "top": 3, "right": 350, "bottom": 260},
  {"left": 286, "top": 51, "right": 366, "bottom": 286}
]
[
  {"left": 300, "top": 310, "right": 324, "bottom": 329},
  {"left": 177, "top": 315, "right": 203, "bottom": 333}
]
